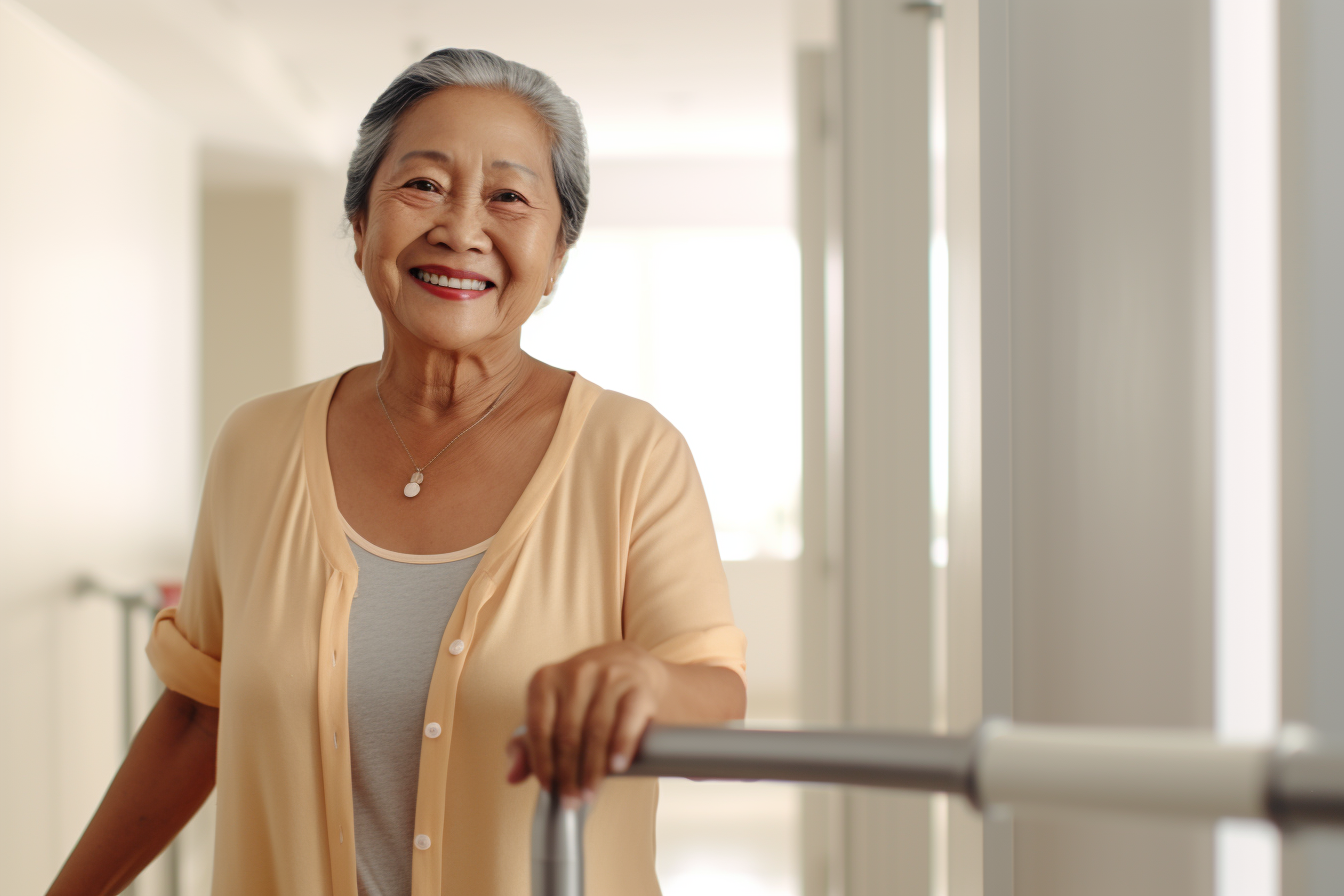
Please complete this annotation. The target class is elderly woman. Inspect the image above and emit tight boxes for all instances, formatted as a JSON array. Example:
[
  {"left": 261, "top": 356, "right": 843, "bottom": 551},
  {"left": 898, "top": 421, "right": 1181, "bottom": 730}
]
[{"left": 48, "top": 49, "right": 745, "bottom": 896}]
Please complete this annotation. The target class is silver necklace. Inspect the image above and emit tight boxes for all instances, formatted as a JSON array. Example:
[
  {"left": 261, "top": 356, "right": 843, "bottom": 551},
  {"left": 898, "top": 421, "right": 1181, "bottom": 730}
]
[{"left": 375, "top": 375, "right": 517, "bottom": 498}]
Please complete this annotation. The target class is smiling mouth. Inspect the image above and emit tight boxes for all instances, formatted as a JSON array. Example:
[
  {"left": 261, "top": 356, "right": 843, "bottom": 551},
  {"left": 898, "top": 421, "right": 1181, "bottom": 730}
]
[{"left": 411, "top": 268, "right": 494, "bottom": 291}]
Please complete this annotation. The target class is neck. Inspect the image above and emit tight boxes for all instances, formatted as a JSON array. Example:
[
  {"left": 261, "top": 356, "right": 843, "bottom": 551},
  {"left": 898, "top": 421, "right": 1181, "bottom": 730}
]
[{"left": 376, "top": 335, "right": 530, "bottom": 425}]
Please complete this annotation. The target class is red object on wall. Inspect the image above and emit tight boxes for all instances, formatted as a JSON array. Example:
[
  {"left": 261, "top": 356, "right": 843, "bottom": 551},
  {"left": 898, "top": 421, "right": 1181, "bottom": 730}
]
[{"left": 156, "top": 581, "right": 182, "bottom": 609}]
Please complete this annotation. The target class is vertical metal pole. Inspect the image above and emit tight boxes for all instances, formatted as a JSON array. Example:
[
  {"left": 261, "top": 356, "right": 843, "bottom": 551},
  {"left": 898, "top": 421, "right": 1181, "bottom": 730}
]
[
  {"left": 168, "top": 833, "right": 181, "bottom": 896},
  {"left": 531, "top": 787, "right": 587, "bottom": 896},
  {"left": 152, "top": 594, "right": 182, "bottom": 896},
  {"left": 120, "top": 596, "right": 135, "bottom": 752},
  {"left": 119, "top": 595, "right": 138, "bottom": 896}
]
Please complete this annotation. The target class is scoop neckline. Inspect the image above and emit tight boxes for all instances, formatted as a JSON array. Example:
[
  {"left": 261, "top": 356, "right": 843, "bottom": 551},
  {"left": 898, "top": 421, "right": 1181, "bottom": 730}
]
[
  {"left": 340, "top": 513, "right": 493, "bottom": 564},
  {"left": 303, "top": 368, "right": 600, "bottom": 582}
]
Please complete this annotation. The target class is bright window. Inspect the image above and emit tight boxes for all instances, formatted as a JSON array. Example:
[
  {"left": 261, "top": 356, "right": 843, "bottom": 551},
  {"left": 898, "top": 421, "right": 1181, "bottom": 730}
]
[{"left": 523, "top": 226, "right": 802, "bottom": 561}]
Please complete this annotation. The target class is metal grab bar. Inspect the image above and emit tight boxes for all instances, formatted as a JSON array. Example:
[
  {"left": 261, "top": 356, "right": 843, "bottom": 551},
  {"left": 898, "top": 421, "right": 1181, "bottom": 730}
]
[
  {"left": 530, "top": 720, "right": 1344, "bottom": 896},
  {"left": 74, "top": 576, "right": 183, "bottom": 896}
]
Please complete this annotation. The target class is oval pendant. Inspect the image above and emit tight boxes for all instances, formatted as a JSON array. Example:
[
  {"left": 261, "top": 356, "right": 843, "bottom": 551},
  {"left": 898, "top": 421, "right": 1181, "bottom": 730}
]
[
  {"left": 404, "top": 481, "right": 421, "bottom": 498},
  {"left": 412, "top": 471, "right": 424, "bottom": 484}
]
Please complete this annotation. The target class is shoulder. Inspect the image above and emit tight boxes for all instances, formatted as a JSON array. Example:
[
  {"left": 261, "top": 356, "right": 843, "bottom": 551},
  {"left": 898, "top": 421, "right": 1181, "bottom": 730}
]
[
  {"left": 571, "top": 380, "right": 712, "bottom": 526},
  {"left": 569, "top": 378, "right": 702, "bottom": 496},
  {"left": 212, "top": 379, "right": 324, "bottom": 454},
  {"left": 580, "top": 379, "right": 686, "bottom": 456},
  {"left": 206, "top": 377, "right": 330, "bottom": 479}
]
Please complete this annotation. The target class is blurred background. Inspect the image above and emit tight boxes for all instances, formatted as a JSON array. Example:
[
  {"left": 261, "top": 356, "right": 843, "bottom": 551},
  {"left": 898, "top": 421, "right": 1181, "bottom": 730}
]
[
  {"left": 1, "top": 1, "right": 804, "bottom": 893},
  {"left": 5, "top": 0, "right": 1342, "bottom": 895}
]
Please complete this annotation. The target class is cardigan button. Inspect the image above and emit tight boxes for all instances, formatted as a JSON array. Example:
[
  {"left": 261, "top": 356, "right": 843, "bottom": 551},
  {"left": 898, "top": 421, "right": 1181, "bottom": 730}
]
[
  {"left": 415, "top": 834, "right": 431, "bottom": 850},
  {"left": 425, "top": 722, "right": 442, "bottom": 738},
  {"left": 448, "top": 639, "right": 465, "bottom": 655}
]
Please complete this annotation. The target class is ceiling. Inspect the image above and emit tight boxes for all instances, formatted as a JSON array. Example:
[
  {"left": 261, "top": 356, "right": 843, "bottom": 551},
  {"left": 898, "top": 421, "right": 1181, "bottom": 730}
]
[{"left": 16, "top": 0, "right": 797, "bottom": 165}]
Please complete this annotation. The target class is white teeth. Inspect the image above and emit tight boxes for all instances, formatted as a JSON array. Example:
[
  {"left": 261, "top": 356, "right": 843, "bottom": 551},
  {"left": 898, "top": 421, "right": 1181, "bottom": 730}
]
[{"left": 415, "top": 270, "right": 488, "bottom": 290}]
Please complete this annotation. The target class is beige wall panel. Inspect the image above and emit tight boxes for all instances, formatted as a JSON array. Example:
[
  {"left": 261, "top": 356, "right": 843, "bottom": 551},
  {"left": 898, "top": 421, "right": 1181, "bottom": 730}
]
[
  {"left": 199, "top": 151, "right": 379, "bottom": 388},
  {"left": 294, "top": 169, "right": 382, "bottom": 384},
  {"left": 1006, "top": 0, "right": 1213, "bottom": 733},
  {"left": 838, "top": 1, "right": 932, "bottom": 895},
  {"left": 981, "top": 0, "right": 1217, "bottom": 892},
  {"left": 201, "top": 188, "right": 297, "bottom": 459},
  {"left": 1015, "top": 815, "right": 1212, "bottom": 896}
]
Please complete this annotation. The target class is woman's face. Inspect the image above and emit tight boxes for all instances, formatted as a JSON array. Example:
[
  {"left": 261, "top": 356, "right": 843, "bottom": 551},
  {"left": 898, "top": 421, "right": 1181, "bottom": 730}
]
[{"left": 352, "top": 86, "right": 567, "bottom": 355}]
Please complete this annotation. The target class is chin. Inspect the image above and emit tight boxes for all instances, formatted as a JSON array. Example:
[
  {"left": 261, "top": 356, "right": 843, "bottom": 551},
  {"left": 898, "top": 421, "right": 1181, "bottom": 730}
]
[
  {"left": 412, "top": 327, "right": 496, "bottom": 353},
  {"left": 396, "top": 304, "right": 498, "bottom": 350}
]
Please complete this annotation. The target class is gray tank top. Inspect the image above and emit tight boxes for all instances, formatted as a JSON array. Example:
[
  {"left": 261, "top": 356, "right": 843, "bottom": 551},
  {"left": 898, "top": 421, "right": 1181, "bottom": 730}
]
[{"left": 344, "top": 522, "right": 491, "bottom": 896}]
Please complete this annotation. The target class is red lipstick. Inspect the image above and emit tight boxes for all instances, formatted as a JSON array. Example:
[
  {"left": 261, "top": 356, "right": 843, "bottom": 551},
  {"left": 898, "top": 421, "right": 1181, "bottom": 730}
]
[{"left": 410, "top": 264, "right": 496, "bottom": 301}]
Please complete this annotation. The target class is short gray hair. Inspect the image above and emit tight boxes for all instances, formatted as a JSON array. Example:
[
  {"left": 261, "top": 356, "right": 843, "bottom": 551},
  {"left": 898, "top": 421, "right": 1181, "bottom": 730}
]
[{"left": 344, "top": 48, "right": 589, "bottom": 247}]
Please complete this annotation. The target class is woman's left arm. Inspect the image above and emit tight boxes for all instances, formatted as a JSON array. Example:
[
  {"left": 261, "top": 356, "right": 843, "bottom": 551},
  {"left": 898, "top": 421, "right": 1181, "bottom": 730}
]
[{"left": 506, "top": 643, "right": 745, "bottom": 804}]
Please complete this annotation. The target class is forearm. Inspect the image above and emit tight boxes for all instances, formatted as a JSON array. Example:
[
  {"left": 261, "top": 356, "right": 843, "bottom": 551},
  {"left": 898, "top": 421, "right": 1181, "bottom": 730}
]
[
  {"left": 47, "top": 689, "right": 218, "bottom": 896},
  {"left": 652, "top": 662, "right": 746, "bottom": 724}
]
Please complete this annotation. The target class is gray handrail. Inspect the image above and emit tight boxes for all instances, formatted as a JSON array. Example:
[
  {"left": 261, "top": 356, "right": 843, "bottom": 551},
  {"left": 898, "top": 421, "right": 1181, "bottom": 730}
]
[
  {"left": 75, "top": 576, "right": 181, "bottom": 896},
  {"left": 530, "top": 720, "right": 1344, "bottom": 896}
]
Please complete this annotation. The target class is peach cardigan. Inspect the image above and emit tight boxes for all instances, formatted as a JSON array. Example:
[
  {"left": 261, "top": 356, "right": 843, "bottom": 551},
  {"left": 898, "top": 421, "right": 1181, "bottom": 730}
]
[{"left": 146, "top": 372, "right": 746, "bottom": 896}]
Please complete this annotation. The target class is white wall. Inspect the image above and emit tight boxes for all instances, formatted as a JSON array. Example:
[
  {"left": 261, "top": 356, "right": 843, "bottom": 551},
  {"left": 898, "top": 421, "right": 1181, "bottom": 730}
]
[{"left": 0, "top": 1, "right": 198, "bottom": 889}]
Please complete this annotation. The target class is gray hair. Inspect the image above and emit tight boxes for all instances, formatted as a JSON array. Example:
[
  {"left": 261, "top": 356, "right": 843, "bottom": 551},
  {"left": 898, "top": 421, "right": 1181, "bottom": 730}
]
[{"left": 344, "top": 48, "right": 589, "bottom": 247}]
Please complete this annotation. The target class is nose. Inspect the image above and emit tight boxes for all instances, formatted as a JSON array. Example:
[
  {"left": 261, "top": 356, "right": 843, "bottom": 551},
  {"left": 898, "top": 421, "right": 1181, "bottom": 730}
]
[{"left": 427, "top": 194, "right": 492, "bottom": 255}]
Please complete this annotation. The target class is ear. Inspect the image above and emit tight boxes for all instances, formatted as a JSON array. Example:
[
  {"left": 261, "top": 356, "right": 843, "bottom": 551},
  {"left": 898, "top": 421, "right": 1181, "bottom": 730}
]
[
  {"left": 545, "top": 236, "right": 568, "bottom": 296},
  {"left": 351, "top": 214, "right": 367, "bottom": 272}
]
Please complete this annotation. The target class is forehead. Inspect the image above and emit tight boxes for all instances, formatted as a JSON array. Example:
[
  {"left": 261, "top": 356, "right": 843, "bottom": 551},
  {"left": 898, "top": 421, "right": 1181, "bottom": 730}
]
[{"left": 387, "top": 86, "right": 554, "bottom": 175}]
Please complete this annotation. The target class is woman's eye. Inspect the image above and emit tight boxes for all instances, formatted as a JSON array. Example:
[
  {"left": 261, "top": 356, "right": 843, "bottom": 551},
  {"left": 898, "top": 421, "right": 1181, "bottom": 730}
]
[
  {"left": 406, "top": 179, "right": 438, "bottom": 192},
  {"left": 494, "top": 191, "right": 523, "bottom": 203}
]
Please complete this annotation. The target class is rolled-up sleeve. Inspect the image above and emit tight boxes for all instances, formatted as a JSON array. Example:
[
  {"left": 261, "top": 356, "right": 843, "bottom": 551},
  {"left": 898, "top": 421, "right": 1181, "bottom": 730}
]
[
  {"left": 146, "top": 444, "right": 226, "bottom": 708},
  {"left": 147, "top": 607, "right": 221, "bottom": 707},
  {"left": 622, "top": 426, "right": 747, "bottom": 683}
]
